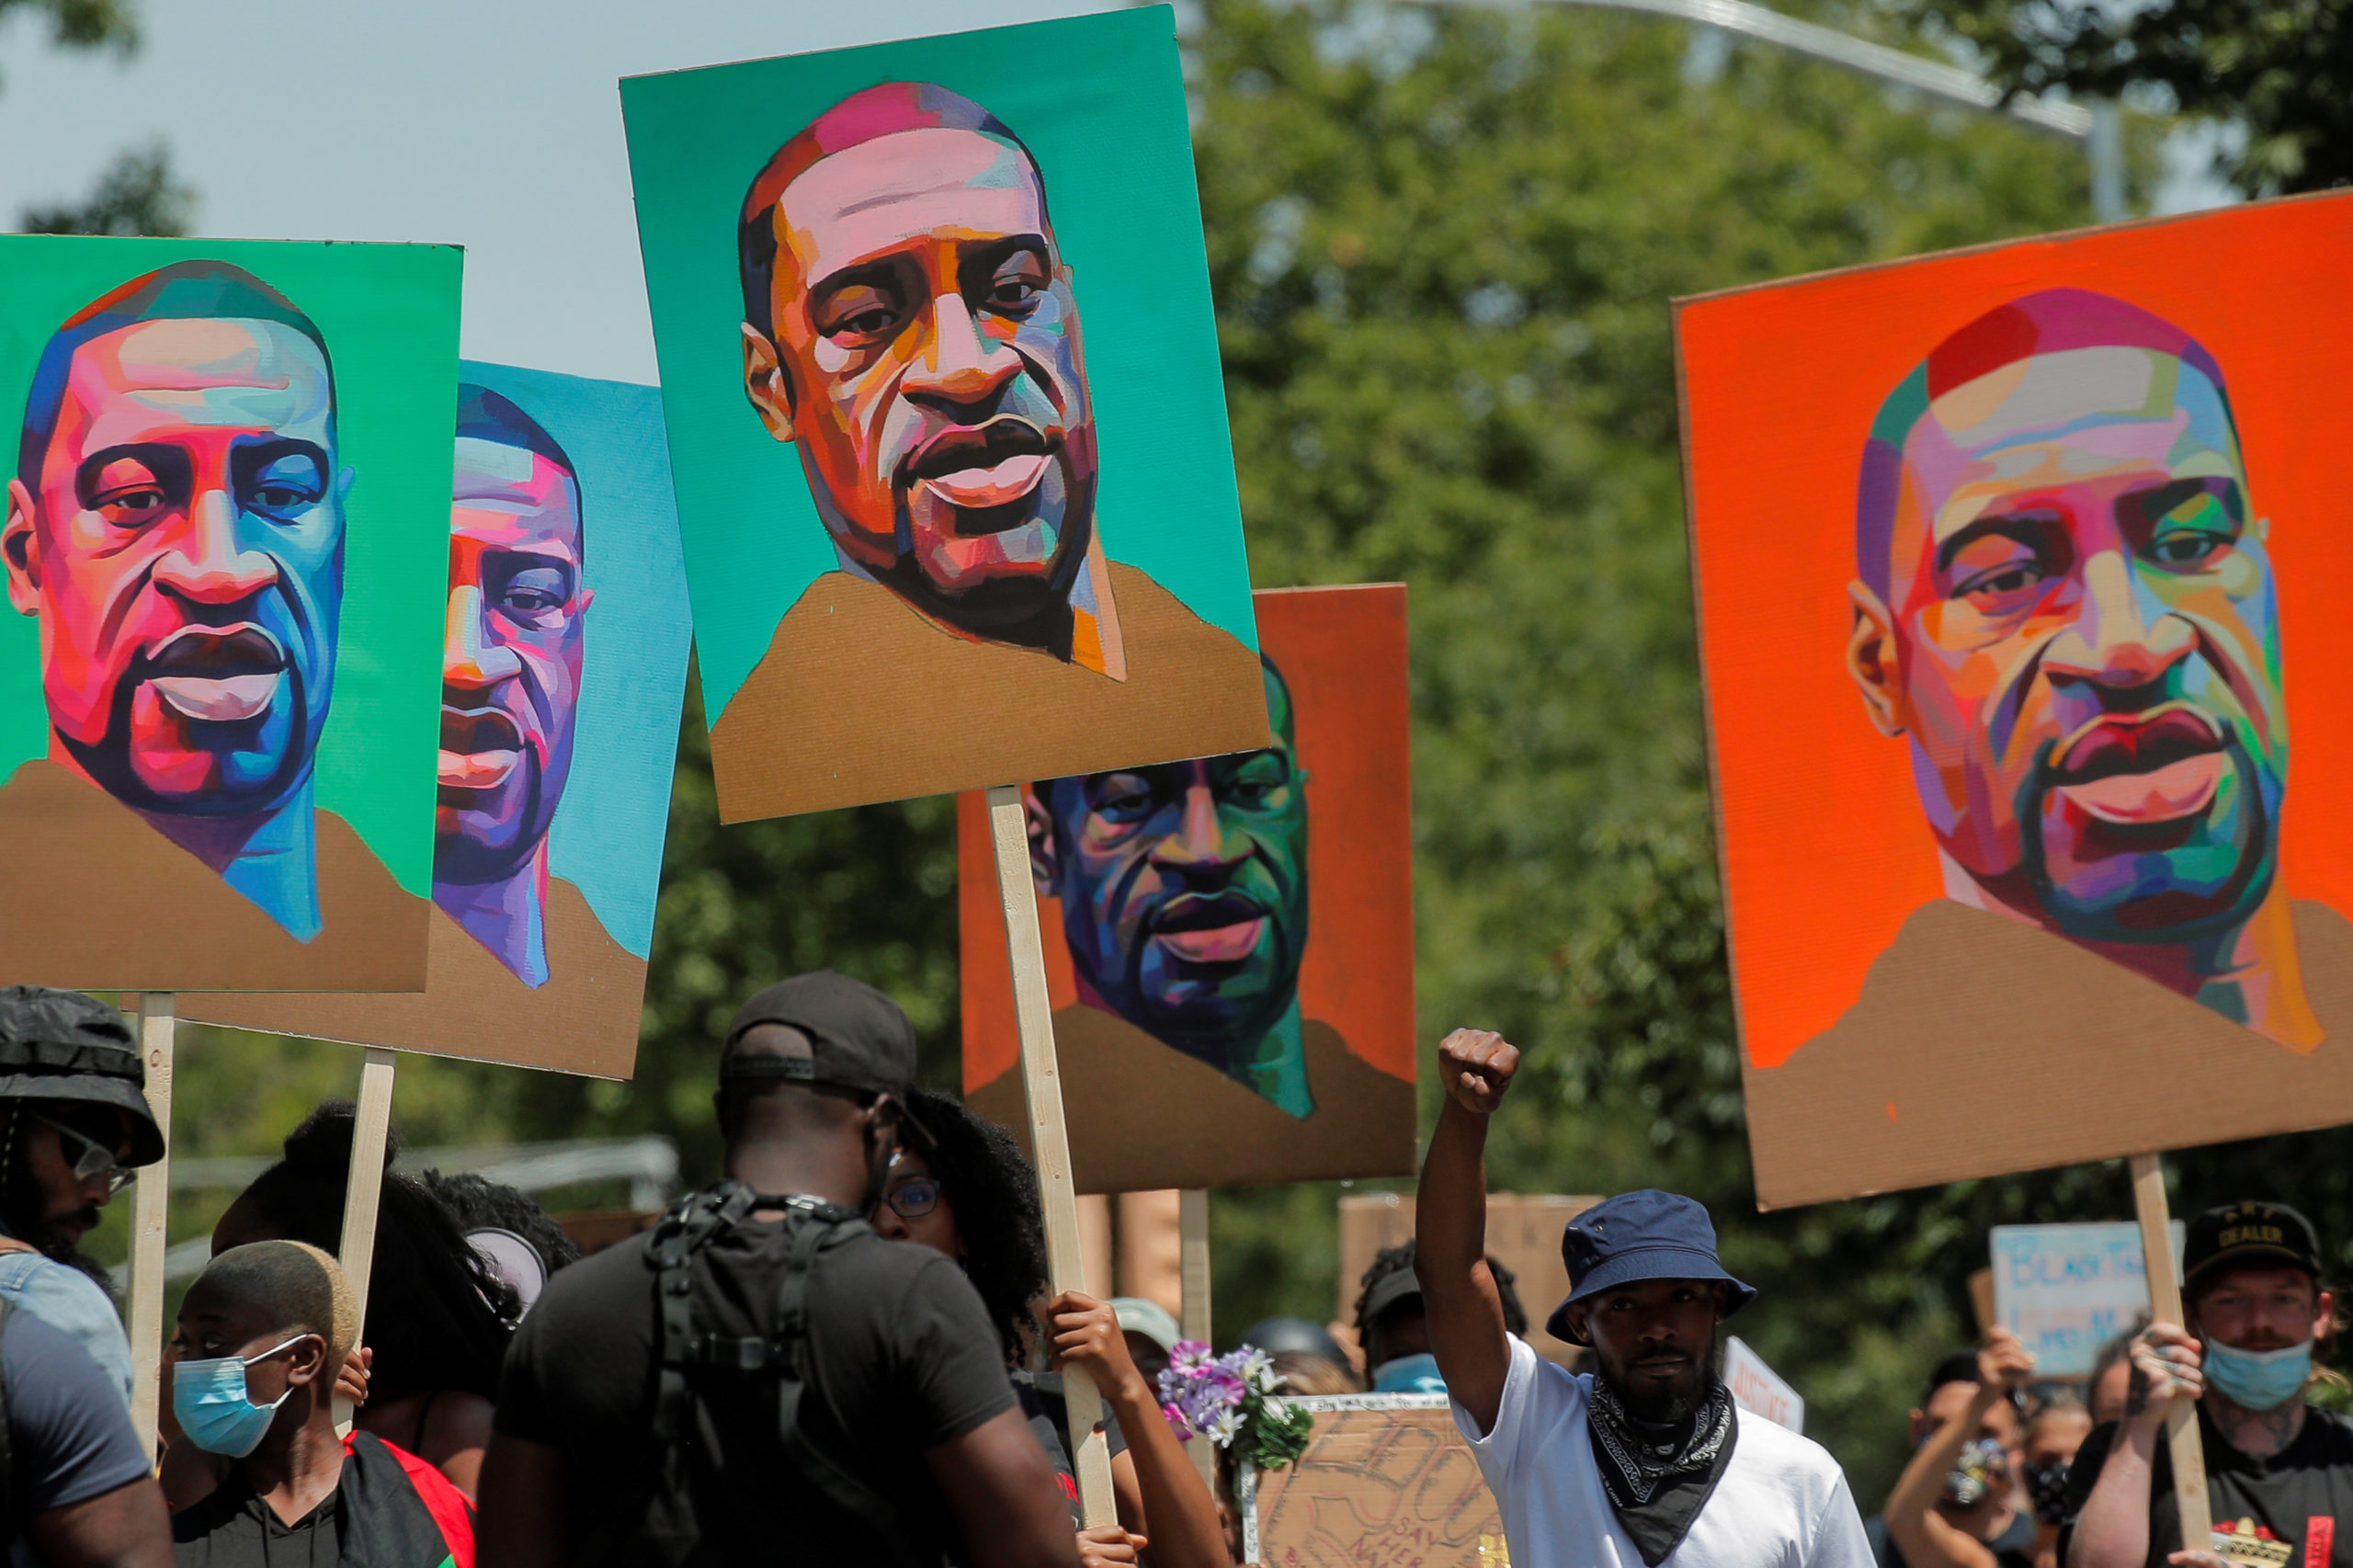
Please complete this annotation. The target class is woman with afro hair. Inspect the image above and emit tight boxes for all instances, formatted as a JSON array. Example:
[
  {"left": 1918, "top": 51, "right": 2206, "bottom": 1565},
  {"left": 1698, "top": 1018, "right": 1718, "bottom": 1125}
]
[{"left": 872, "top": 1089, "right": 1230, "bottom": 1568}]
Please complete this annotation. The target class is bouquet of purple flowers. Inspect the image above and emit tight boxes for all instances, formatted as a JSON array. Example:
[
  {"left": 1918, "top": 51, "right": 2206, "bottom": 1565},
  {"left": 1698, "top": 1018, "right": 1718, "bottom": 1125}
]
[{"left": 1154, "top": 1340, "right": 1315, "bottom": 1471}]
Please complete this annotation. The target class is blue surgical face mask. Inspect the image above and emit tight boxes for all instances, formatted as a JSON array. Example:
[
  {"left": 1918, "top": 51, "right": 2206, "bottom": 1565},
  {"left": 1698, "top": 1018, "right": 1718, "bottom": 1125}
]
[
  {"left": 173, "top": 1334, "right": 313, "bottom": 1458},
  {"left": 1371, "top": 1353, "right": 1447, "bottom": 1393},
  {"left": 2202, "top": 1338, "right": 2313, "bottom": 1413}
]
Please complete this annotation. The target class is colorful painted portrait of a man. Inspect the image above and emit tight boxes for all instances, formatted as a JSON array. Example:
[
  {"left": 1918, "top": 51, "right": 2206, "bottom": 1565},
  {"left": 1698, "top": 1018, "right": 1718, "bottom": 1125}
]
[
  {"left": 961, "top": 585, "right": 1417, "bottom": 1193},
  {"left": 0, "top": 240, "right": 455, "bottom": 992},
  {"left": 1678, "top": 195, "right": 2353, "bottom": 1208},
  {"left": 191, "top": 364, "right": 691, "bottom": 1078},
  {"left": 622, "top": 8, "right": 1268, "bottom": 824}
]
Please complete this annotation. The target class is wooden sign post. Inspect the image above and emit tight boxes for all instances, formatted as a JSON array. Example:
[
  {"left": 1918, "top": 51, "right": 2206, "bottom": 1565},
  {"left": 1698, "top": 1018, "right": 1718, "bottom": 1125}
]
[
  {"left": 1179, "top": 1187, "right": 1213, "bottom": 1488},
  {"left": 2129, "top": 1153, "right": 2212, "bottom": 1550},
  {"left": 332, "top": 1047, "right": 400, "bottom": 1433},
  {"left": 125, "top": 994, "right": 176, "bottom": 1449},
  {"left": 986, "top": 784, "right": 1117, "bottom": 1528}
]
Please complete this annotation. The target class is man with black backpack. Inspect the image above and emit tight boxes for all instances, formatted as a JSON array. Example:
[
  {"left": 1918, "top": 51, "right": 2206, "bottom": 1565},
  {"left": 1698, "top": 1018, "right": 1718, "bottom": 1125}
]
[{"left": 475, "top": 971, "right": 1080, "bottom": 1568}]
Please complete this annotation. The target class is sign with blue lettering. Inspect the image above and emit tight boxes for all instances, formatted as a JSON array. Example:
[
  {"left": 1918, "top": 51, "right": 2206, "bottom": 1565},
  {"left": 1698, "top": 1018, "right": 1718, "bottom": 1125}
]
[{"left": 1989, "top": 1221, "right": 2184, "bottom": 1377}]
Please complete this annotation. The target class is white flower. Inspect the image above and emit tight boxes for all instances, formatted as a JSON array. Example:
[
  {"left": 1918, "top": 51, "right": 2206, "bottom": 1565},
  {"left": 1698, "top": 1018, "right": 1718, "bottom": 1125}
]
[
  {"left": 1260, "top": 1396, "right": 1290, "bottom": 1425},
  {"left": 1205, "top": 1407, "right": 1246, "bottom": 1448},
  {"left": 1241, "top": 1348, "right": 1279, "bottom": 1392}
]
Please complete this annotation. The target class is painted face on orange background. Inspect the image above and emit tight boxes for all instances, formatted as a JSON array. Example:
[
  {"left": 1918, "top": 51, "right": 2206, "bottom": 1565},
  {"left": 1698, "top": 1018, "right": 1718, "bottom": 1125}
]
[
  {"left": 753, "top": 125, "right": 1096, "bottom": 626},
  {"left": 1870, "top": 347, "right": 2284, "bottom": 942},
  {"left": 436, "top": 435, "right": 588, "bottom": 886},
  {"left": 4, "top": 316, "right": 347, "bottom": 817}
]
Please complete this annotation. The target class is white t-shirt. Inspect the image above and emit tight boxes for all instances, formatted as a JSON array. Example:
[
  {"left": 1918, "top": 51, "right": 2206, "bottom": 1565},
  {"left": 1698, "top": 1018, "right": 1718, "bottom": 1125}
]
[{"left": 1451, "top": 1335, "right": 1873, "bottom": 1568}]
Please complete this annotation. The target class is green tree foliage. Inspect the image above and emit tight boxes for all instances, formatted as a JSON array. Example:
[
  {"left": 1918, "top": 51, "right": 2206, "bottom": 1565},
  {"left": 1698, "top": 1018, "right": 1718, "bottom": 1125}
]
[
  {"left": 1933, "top": 0, "right": 2352, "bottom": 195},
  {"left": 18, "top": 138, "right": 195, "bottom": 236},
  {"left": 0, "top": 0, "right": 137, "bottom": 63}
]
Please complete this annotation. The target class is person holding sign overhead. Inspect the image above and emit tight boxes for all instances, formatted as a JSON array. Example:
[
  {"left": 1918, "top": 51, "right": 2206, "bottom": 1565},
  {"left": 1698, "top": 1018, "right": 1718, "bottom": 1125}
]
[
  {"left": 1878, "top": 1332, "right": 2038, "bottom": 1568},
  {"left": 2061, "top": 1201, "right": 2353, "bottom": 1568},
  {"left": 1419, "top": 1027, "right": 1871, "bottom": 1567}
]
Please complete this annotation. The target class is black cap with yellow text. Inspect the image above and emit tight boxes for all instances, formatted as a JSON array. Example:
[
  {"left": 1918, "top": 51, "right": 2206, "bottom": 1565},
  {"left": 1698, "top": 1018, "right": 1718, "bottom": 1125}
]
[{"left": 2183, "top": 1201, "right": 2323, "bottom": 1294}]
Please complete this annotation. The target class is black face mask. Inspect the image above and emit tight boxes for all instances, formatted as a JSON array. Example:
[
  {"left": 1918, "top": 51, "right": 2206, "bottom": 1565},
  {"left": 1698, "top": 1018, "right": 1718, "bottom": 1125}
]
[{"left": 2023, "top": 1459, "right": 2073, "bottom": 1527}]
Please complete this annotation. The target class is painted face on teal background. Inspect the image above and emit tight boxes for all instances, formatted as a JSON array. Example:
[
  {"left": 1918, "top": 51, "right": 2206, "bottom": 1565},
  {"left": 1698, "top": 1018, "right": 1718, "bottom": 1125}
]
[
  {"left": 437, "top": 435, "right": 589, "bottom": 888},
  {"left": 756, "top": 124, "right": 1097, "bottom": 635},
  {"left": 1880, "top": 349, "right": 2284, "bottom": 941},
  {"left": 5, "top": 316, "right": 347, "bottom": 817},
  {"left": 1032, "top": 658, "right": 1308, "bottom": 1063}
]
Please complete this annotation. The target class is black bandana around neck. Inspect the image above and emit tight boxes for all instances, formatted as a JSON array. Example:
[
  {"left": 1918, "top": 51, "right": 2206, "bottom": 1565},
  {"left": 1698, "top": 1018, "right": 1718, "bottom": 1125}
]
[{"left": 1588, "top": 1375, "right": 1739, "bottom": 1565}]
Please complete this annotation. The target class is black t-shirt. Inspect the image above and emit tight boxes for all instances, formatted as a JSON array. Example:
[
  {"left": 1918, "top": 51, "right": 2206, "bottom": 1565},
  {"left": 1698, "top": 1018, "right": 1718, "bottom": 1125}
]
[
  {"left": 1864, "top": 1506, "right": 2034, "bottom": 1568},
  {"left": 2057, "top": 1406, "right": 2353, "bottom": 1567},
  {"left": 495, "top": 1210, "right": 1017, "bottom": 1565},
  {"left": 1012, "top": 1369, "right": 1129, "bottom": 1524},
  {"left": 171, "top": 1476, "right": 341, "bottom": 1568},
  {"left": 4, "top": 1306, "right": 153, "bottom": 1528}
]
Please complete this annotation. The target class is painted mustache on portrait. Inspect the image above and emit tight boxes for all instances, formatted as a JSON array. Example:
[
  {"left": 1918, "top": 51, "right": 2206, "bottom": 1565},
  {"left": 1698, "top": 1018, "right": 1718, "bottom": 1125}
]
[
  {"left": 1108, "top": 862, "right": 1305, "bottom": 1048},
  {"left": 435, "top": 662, "right": 563, "bottom": 885}
]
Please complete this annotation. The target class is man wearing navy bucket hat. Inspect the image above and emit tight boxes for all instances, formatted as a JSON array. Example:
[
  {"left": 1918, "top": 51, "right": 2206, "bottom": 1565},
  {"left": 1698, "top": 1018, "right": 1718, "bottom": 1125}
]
[{"left": 1417, "top": 1028, "right": 1871, "bottom": 1566}]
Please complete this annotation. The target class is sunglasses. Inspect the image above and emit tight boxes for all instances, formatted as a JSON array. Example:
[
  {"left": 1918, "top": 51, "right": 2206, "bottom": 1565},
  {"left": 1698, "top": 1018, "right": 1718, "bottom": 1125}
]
[
  {"left": 28, "top": 1110, "right": 135, "bottom": 1198},
  {"left": 883, "top": 1177, "right": 942, "bottom": 1221}
]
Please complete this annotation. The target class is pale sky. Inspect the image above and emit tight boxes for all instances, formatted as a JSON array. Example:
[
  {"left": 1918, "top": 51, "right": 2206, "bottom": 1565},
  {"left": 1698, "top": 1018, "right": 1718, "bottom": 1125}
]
[
  {"left": 0, "top": 0, "right": 1109, "bottom": 385},
  {"left": 0, "top": 1, "right": 2231, "bottom": 388}
]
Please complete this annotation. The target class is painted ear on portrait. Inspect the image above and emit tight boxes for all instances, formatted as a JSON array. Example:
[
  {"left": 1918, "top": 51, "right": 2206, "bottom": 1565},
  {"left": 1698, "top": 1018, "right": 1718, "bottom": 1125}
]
[
  {"left": 1025, "top": 785, "right": 1063, "bottom": 896},
  {"left": 741, "top": 324, "right": 797, "bottom": 444},
  {"left": 3, "top": 479, "right": 42, "bottom": 616},
  {"left": 1845, "top": 579, "right": 1906, "bottom": 739}
]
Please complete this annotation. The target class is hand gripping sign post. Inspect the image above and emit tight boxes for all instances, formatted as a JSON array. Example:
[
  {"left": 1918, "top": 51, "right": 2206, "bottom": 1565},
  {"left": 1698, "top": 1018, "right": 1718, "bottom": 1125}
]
[
  {"left": 620, "top": 8, "right": 1271, "bottom": 1524},
  {"left": 1677, "top": 191, "right": 2353, "bottom": 1550},
  {"left": 0, "top": 234, "right": 465, "bottom": 1442}
]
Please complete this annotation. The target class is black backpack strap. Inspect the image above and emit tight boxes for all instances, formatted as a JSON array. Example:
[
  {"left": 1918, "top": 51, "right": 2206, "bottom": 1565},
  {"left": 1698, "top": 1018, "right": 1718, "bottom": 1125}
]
[
  {"left": 768, "top": 1207, "right": 941, "bottom": 1568},
  {"left": 0, "top": 1296, "right": 15, "bottom": 1552}
]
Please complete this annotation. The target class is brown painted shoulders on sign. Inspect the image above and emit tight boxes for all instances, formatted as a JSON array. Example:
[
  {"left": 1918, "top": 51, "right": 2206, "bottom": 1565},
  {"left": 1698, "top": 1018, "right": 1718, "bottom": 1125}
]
[
  {"left": 707, "top": 562, "right": 1269, "bottom": 822},
  {"left": 0, "top": 758, "right": 429, "bottom": 993},
  {"left": 1745, "top": 899, "right": 2353, "bottom": 1209},
  {"left": 966, "top": 1003, "right": 1415, "bottom": 1193},
  {"left": 189, "top": 875, "right": 646, "bottom": 1078}
]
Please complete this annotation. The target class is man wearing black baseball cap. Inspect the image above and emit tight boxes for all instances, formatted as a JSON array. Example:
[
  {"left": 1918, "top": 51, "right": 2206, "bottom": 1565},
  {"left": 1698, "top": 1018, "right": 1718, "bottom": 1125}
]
[
  {"left": 0, "top": 984, "right": 166, "bottom": 1409},
  {"left": 479, "top": 971, "right": 1079, "bottom": 1568},
  {"left": 2063, "top": 1200, "right": 2351, "bottom": 1568},
  {"left": 1417, "top": 1028, "right": 1870, "bottom": 1567}
]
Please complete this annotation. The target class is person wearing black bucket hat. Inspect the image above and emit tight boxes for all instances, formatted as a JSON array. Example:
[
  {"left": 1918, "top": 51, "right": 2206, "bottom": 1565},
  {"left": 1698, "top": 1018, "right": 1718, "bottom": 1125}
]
[
  {"left": 2063, "top": 1200, "right": 2353, "bottom": 1568},
  {"left": 1416, "top": 1027, "right": 1870, "bottom": 1567},
  {"left": 0, "top": 984, "right": 165, "bottom": 1410},
  {"left": 478, "top": 971, "right": 1080, "bottom": 1568}
]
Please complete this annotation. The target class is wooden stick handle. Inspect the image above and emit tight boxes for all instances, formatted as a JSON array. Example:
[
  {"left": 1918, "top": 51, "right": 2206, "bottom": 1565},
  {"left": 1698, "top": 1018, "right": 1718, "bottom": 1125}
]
[
  {"left": 127, "top": 994, "right": 175, "bottom": 1452},
  {"left": 1179, "top": 1188, "right": 1214, "bottom": 1489},
  {"left": 2130, "top": 1152, "right": 2211, "bottom": 1550},
  {"left": 987, "top": 785, "right": 1117, "bottom": 1528},
  {"left": 334, "top": 1046, "right": 399, "bottom": 1434}
]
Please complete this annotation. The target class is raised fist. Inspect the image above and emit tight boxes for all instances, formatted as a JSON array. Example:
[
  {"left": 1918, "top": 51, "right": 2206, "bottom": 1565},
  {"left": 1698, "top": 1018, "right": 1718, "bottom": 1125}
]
[{"left": 1438, "top": 1028, "right": 1519, "bottom": 1116}]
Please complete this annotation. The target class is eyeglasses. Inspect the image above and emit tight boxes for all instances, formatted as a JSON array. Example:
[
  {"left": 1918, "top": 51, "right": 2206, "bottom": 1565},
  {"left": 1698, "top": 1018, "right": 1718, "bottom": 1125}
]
[
  {"left": 883, "top": 1177, "right": 942, "bottom": 1221},
  {"left": 28, "top": 1111, "right": 135, "bottom": 1197}
]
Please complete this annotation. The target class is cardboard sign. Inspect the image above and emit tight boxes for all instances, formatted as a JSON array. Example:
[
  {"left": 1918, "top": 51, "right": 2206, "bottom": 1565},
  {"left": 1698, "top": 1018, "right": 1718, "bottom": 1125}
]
[
  {"left": 1723, "top": 1336, "right": 1803, "bottom": 1434},
  {"left": 1990, "top": 1221, "right": 2181, "bottom": 1377},
  {"left": 1337, "top": 1190, "right": 1595, "bottom": 1369},
  {"left": 1241, "top": 1394, "right": 1507, "bottom": 1568},
  {"left": 960, "top": 585, "right": 1414, "bottom": 1191},
  {"left": 620, "top": 7, "right": 1267, "bottom": 824},
  {"left": 188, "top": 366, "right": 691, "bottom": 1076},
  {"left": 1677, "top": 191, "right": 2353, "bottom": 1207},
  {"left": 0, "top": 236, "right": 459, "bottom": 991}
]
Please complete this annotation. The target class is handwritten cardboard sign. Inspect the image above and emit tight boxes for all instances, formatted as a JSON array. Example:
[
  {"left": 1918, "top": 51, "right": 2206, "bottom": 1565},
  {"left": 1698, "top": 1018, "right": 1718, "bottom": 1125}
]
[
  {"left": 1723, "top": 1336, "right": 1803, "bottom": 1434},
  {"left": 1241, "top": 1394, "right": 1507, "bottom": 1568},
  {"left": 1989, "top": 1221, "right": 2181, "bottom": 1377}
]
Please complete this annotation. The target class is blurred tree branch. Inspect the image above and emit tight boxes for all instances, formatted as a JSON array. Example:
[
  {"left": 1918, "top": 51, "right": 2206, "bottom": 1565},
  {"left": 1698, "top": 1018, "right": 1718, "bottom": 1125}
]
[{"left": 19, "top": 138, "right": 194, "bottom": 235}]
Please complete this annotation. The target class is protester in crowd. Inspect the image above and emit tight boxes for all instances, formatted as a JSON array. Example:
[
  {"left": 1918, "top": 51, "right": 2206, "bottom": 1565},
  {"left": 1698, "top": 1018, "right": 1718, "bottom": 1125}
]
[
  {"left": 2082, "top": 1325, "right": 2142, "bottom": 1429},
  {"left": 2062, "top": 1201, "right": 2353, "bottom": 1568},
  {"left": 0, "top": 1295, "right": 173, "bottom": 1566},
  {"left": 1111, "top": 1298, "right": 1180, "bottom": 1392},
  {"left": 1240, "top": 1316, "right": 1359, "bottom": 1394},
  {"left": 1355, "top": 1240, "right": 1529, "bottom": 1394},
  {"left": 872, "top": 1087, "right": 1229, "bottom": 1568},
  {"left": 1876, "top": 1331, "right": 2036, "bottom": 1568},
  {"left": 205, "top": 1104, "right": 515, "bottom": 1496},
  {"left": 419, "top": 1168, "right": 580, "bottom": 1317},
  {"left": 475, "top": 971, "right": 1081, "bottom": 1568},
  {"left": 167, "top": 1242, "right": 475, "bottom": 1567},
  {"left": 0, "top": 985, "right": 166, "bottom": 1408},
  {"left": 1419, "top": 1028, "right": 1871, "bottom": 1566},
  {"left": 2019, "top": 1397, "right": 2091, "bottom": 1568}
]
